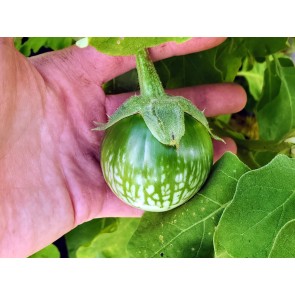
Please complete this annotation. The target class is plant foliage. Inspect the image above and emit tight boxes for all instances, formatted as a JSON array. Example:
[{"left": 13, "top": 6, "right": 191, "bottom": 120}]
[{"left": 19, "top": 37, "right": 295, "bottom": 258}]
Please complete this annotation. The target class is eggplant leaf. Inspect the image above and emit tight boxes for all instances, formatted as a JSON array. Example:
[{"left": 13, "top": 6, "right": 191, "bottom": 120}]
[
  {"left": 257, "top": 57, "right": 295, "bottom": 141},
  {"left": 214, "top": 154, "right": 295, "bottom": 258},
  {"left": 269, "top": 219, "right": 295, "bottom": 258},
  {"left": 87, "top": 37, "right": 190, "bottom": 56}
]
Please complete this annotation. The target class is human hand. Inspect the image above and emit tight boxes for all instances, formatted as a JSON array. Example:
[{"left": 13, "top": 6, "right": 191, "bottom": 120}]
[{"left": 0, "top": 37, "right": 246, "bottom": 257}]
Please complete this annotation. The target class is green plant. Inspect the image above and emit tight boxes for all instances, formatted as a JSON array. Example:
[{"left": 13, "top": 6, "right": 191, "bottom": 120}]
[
  {"left": 95, "top": 47, "right": 217, "bottom": 212},
  {"left": 23, "top": 37, "right": 295, "bottom": 258}
]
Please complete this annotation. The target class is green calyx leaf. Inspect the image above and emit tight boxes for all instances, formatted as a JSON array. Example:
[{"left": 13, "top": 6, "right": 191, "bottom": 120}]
[
  {"left": 93, "top": 94, "right": 219, "bottom": 147},
  {"left": 141, "top": 99, "right": 185, "bottom": 147},
  {"left": 78, "top": 37, "right": 190, "bottom": 56},
  {"left": 94, "top": 48, "right": 221, "bottom": 147}
]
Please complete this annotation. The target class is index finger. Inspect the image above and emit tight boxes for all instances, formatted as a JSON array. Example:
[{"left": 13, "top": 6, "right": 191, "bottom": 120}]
[
  {"left": 105, "top": 83, "right": 247, "bottom": 118},
  {"left": 65, "top": 37, "right": 226, "bottom": 84}
]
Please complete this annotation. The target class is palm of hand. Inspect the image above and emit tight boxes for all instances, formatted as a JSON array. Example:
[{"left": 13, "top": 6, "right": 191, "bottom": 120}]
[{"left": 8, "top": 45, "right": 144, "bottom": 227}]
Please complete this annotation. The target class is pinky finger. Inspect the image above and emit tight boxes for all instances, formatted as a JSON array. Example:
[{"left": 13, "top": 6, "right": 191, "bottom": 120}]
[{"left": 213, "top": 137, "right": 237, "bottom": 163}]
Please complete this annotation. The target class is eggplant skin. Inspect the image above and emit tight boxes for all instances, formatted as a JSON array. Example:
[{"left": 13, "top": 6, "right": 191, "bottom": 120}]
[{"left": 101, "top": 114, "right": 213, "bottom": 212}]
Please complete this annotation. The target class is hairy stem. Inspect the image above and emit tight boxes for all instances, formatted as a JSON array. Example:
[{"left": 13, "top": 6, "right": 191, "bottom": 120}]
[{"left": 136, "top": 48, "right": 165, "bottom": 98}]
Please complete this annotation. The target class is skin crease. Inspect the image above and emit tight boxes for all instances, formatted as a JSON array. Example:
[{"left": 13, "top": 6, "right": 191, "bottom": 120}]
[{"left": 0, "top": 37, "right": 246, "bottom": 257}]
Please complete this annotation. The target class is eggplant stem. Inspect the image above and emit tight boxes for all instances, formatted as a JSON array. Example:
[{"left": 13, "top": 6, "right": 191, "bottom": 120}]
[{"left": 136, "top": 48, "right": 165, "bottom": 98}]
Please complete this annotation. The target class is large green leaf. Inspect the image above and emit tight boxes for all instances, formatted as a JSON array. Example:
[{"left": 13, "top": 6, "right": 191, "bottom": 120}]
[
  {"left": 65, "top": 218, "right": 118, "bottom": 258},
  {"left": 214, "top": 38, "right": 246, "bottom": 82},
  {"left": 214, "top": 154, "right": 295, "bottom": 258},
  {"left": 164, "top": 49, "right": 223, "bottom": 88},
  {"left": 157, "top": 38, "right": 243, "bottom": 89},
  {"left": 76, "top": 218, "right": 140, "bottom": 258},
  {"left": 256, "top": 58, "right": 293, "bottom": 111},
  {"left": 160, "top": 38, "right": 287, "bottom": 89},
  {"left": 127, "top": 152, "right": 249, "bottom": 258},
  {"left": 237, "top": 58, "right": 266, "bottom": 101},
  {"left": 240, "top": 37, "right": 289, "bottom": 58},
  {"left": 87, "top": 37, "right": 190, "bottom": 56},
  {"left": 29, "top": 244, "right": 60, "bottom": 258},
  {"left": 257, "top": 57, "right": 295, "bottom": 141}
]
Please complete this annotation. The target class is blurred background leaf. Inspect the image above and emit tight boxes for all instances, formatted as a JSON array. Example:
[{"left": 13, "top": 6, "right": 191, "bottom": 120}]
[
  {"left": 65, "top": 218, "right": 118, "bottom": 258},
  {"left": 74, "top": 218, "right": 140, "bottom": 258},
  {"left": 15, "top": 37, "right": 75, "bottom": 56},
  {"left": 29, "top": 244, "right": 60, "bottom": 258}
]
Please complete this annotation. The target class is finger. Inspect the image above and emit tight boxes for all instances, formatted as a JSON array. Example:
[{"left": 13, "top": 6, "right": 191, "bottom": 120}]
[
  {"left": 166, "top": 83, "right": 247, "bottom": 117},
  {"left": 59, "top": 37, "right": 226, "bottom": 85},
  {"left": 213, "top": 137, "right": 237, "bottom": 163},
  {"left": 148, "top": 37, "right": 226, "bottom": 61},
  {"left": 100, "top": 190, "right": 144, "bottom": 218},
  {"left": 105, "top": 83, "right": 246, "bottom": 117},
  {"left": 104, "top": 37, "right": 226, "bottom": 82}
]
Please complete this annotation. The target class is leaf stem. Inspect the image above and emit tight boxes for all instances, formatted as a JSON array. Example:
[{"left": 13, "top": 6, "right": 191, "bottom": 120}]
[
  {"left": 136, "top": 48, "right": 165, "bottom": 98},
  {"left": 235, "top": 138, "right": 290, "bottom": 153},
  {"left": 211, "top": 119, "right": 292, "bottom": 153}
]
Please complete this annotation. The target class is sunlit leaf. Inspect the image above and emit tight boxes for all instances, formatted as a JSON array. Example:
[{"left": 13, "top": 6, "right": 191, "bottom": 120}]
[
  {"left": 214, "top": 155, "right": 295, "bottom": 258},
  {"left": 88, "top": 37, "right": 190, "bottom": 56}
]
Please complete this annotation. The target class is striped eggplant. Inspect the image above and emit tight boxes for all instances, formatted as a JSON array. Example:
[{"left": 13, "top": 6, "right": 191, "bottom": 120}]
[{"left": 94, "top": 47, "right": 219, "bottom": 212}]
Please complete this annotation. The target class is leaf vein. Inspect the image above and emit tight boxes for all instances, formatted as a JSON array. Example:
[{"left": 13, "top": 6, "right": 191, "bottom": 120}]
[
  {"left": 217, "top": 169, "right": 239, "bottom": 181},
  {"left": 240, "top": 190, "right": 295, "bottom": 237},
  {"left": 151, "top": 204, "right": 228, "bottom": 258},
  {"left": 198, "top": 193, "right": 223, "bottom": 207},
  {"left": 196, "top": 222, "right": 206, "bottom": 257},
  {"left": 267, "top": 204, "right": 287, "bottom": 257},
  {"left": 166, "top": 222, "right": 185, "bottom": 231}
]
